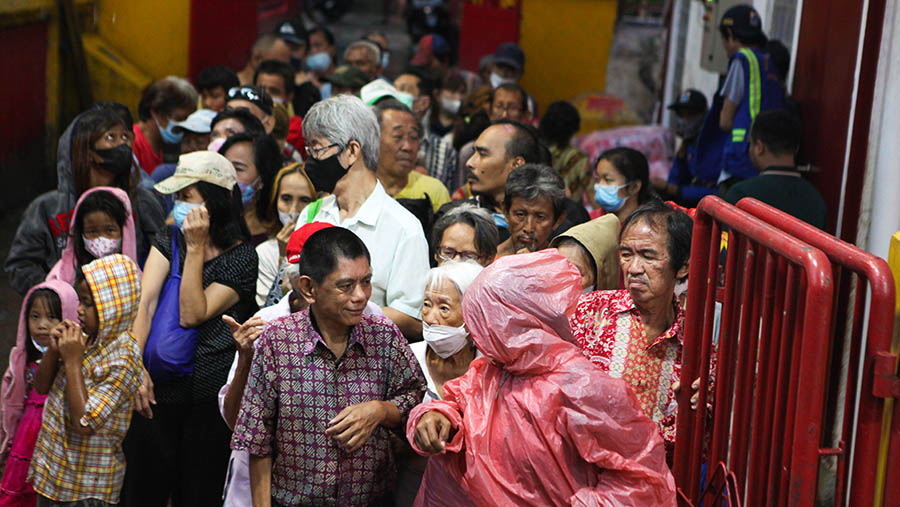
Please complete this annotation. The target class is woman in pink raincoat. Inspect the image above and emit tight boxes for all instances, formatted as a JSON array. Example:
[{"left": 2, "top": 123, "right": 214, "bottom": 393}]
[{"left": 407, "top": 250, "right": 676, "bottom": 506}]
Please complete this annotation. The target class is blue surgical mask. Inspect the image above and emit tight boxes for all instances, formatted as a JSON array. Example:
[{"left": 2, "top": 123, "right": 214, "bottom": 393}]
[
  {"left": 381, "top": 51, "right": 390, "bottom": 69},
  {"left": 172, "top": 200, "right": 204, "bottom": 231},
  {"left": 237, "top": 181, "right": 256, "bottom": 206},
  {"left": 306, "top": 52, "right": 331, "bottom": 72},
  {"left": 594, "top": 183, "right": 629, "bottom": 212},
  {"left": 156, "top": 117, "right": 184, "bottom": 144}
]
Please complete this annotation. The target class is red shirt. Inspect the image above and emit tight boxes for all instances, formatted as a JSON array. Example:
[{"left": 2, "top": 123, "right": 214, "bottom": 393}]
[
  {"left": 286, "top": 116, "right": 305, "bottom": 158},
  {"left": 570, "top": 289, "right": 685, "bottom": 448},
  {"left": 133, "top": 124, "right": 162, "bottom": 175}
]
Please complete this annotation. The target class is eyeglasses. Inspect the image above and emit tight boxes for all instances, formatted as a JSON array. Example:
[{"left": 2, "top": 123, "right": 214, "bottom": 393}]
[
  {"left": 438, "top": 246, "right": 481, "bottom": 262},
  {"left": 491, "top": 103, "right": 523, "bottom": 114},
  {"left": 305, "top": 143, "right": 341, "bottom": 160}
]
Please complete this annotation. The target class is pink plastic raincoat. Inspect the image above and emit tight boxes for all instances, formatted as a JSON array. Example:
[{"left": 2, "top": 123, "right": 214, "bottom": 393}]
[{"left": 406, "top": 250, "right": 676, "bottom": 506}]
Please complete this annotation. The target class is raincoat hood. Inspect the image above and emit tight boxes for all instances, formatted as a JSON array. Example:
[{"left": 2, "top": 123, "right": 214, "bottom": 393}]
[
  {"left": 82, "top": 254, "right": 141, "bottom": 343},
  {"left": 550, "top": 214, "right": 621, "bottom": 290},
  {"left": 462, "top": 250, "right": 582, "bottom": 376},
  {"left": 46, "top": 186, "right": 138, "bottom": 285},
  {"left": 408, "top": 251, "right": 677, "bottom": 506},
  {"left": 0, "top": 280, "right": 79, "bottom": 459}
]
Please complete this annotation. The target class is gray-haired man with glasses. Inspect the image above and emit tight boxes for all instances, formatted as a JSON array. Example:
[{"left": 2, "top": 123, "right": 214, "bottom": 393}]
[{"left": 295, "top": 95, "right": 430, "bottom": 341}]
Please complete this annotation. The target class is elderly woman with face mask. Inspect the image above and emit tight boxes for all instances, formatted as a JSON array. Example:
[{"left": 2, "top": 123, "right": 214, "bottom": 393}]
[{"left": 396, "top": 261, "right": 484, "bottom": 506}]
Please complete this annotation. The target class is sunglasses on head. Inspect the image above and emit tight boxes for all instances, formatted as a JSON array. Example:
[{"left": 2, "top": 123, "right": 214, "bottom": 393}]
[{"left": 228, "top": 87, "right": 261, "bottom": 103}]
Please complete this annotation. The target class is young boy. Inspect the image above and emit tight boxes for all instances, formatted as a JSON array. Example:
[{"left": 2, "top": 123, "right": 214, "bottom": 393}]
[
  {"left": 29, "top": 254, "right": 142, "bottom": 506},
  {"left": 197, "top": 65, "right": 240, "bottom": 113}
]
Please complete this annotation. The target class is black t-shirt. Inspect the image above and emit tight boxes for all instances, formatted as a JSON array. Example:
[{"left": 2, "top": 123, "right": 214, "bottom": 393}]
[
  {"left": 723, "top": 169, "right": 827, "bottom": 230},
  {"left": 152, "top": 228, "right": 259, "bottom": 404}
]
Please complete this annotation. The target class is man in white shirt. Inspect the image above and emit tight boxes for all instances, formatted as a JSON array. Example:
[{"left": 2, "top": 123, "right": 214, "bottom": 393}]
[{"left": 296, "top": 94, "right": 429, "bottom": 340}]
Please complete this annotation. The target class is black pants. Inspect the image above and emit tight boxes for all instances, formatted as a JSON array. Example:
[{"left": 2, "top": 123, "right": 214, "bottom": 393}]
[
  {"left": 37, "top": 496, "right": 114, "bottom": 507},
  {"left": 120, "top": 400, "right": 232, "bottom": 507}
]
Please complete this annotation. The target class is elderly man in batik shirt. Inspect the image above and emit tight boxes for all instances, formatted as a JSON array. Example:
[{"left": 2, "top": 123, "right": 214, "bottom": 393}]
[
  {"left": 231, "top": 227, "right": 426, "bottom": 506},
  {"left": 570, "top": 200, "right": 696, "bottom": 460}
]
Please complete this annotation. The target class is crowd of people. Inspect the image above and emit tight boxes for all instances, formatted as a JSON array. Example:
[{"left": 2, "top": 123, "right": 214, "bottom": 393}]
[{"left": 0, "top": 3, "right": 824, "bottom": 506}]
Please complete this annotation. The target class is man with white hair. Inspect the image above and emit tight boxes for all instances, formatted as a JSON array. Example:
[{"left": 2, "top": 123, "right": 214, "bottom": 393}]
[
  {"left": 298, "top": 95, "right": 430, "bottom": 340},
  {"left": 343, "top": 39, "right": 383, "bottom": 80}
]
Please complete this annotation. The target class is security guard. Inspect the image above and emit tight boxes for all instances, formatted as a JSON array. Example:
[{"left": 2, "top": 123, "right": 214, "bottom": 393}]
[{"left": 717, "top": 4, "right": 786, "bottom": 189}]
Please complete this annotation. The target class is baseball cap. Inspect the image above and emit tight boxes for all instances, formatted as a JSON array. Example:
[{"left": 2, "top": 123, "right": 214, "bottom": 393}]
[
  {"left": 667, "top": 89, "right": 708, "bottom": 113},
  {"left": 410, "top": 34, "right": 451, "bottom": 67},
  {"left": 227, "top": 86, "right": 274, "bottom": 116},
  {"left": 720, "top": 5, "right": 766, "bottom": 41},
  {"left": 276, "top": 20, "right": 305, "bottom": 45},
  {"left": 286, "top": 222, "right": 335, "bottom": 263},
  {"left": 360, "top": 80, "right": 414, "bottom": 109},
  {"left": 492, "top": 42, "right": 524, "bottom": 70},
  {"left": 173, "top": 109, "right": 217, "bottom": 134},
  {"left": 153, "top": 151, "right": 237, "bottom": 195},
  {"left": 324, "top": 65, "right": 370, "bottom": 90}
]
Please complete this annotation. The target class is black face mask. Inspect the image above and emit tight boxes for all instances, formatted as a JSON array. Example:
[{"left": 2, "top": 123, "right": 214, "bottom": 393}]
[
  {"left": 93, "top": 144, "right": 133, "bottom": 176},
  {"left": 304, "top": 151, "right": 349, "bottom": 194}
]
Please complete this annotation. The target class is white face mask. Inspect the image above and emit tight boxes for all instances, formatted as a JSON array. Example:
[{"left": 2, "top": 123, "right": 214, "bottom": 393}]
[
  {"left": 440, "top": 97, "right": 461, "bottom": 115},
  {"left": 422, "top": 322, "right": 469, "bottom": 359},
  {"left": 490, "top": 71, "right": 516, "bottom": 89},
  {"left": 278, "top": 210, "right": 300, "bottom": 227},
  {"left": 272, "top": 96, "right": 285, "bottom": 105},
  {"left": 83, "top": 235, "right": 121, "bottom": 259},
  {"left": 581, "top": 285, "right": 595, "bottom": 296}
]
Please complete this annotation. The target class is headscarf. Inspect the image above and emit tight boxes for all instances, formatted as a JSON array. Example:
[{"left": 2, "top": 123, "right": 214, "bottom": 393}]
[
  {"left": 46, "top": 186, "right": 138, "bottom": 285},
  {"left": 550, "top": 214, "right": 620, "bottom": 290},
  {"left": 0, "top": 280, "right": 79, "bottom": 461}
]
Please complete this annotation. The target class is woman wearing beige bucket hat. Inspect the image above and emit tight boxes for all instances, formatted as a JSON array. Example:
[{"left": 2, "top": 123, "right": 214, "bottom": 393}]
[{"left": 122, "top": 151, "right": 260, "bottom": 506}]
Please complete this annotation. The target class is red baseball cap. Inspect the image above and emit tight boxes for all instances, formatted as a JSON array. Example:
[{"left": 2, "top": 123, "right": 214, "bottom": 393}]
[
  {"left": 286, "top": 222, "right": 334, "bottom": 264},
  {"left": 410, "top": 34, "right": 451, "bottom": 66}
]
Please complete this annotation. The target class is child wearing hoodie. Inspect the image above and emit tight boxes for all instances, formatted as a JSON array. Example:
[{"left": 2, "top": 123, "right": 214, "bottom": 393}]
[
  {"left": 45, "top": 187, "right": 139, "bottom": 285},
  {"left": 28, "top": 254, "right": 142, "bottom": 506},
  {"left": 0, "top": 281, "right": 79, "bottom": 506}
]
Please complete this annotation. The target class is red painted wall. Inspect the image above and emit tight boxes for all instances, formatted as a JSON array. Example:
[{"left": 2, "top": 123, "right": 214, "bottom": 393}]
[
  {"left": 791, "top": 0, "right": 884, "bottom": 242},
  {"left": 188, "top": 0, "right": 260, "bottom": 81},
  {"left": 0, "top": 22, "right": 47, "bottom": 167},
  {"left": 458, "top": 3, "right": 520, "bottom": 72}
]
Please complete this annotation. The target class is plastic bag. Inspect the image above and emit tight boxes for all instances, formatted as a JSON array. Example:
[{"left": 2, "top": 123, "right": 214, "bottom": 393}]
[{"left": 406, "top": 250, "right": 676, "bottom": 506}]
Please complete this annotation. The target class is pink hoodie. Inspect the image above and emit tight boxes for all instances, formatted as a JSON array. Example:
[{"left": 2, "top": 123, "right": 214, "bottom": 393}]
[
  {"left": 0, "top": 280, "right": 79, "bottom": 463},
  {"left": 46, "top": 186, "right": 138, "bottom": 285}
]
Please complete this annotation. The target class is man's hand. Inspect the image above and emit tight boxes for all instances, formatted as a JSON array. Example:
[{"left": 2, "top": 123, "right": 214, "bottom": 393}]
[
  {"left": 57, "top": 321, "right": 85, "bottom": 361},
  {"left": 223, "top": 315, "right": 265, "bottom": 359},
  {"left": 413, "top": 410, "right": 452, "bottom": 454},
  {"left": 135, "top": 366, "right": 156, "bottom": 419},
  {"left": 182, "top": 205, "right": 210, "bottom": 251},
  {"left": 325, "top": 401, "right": 388, "bottom": 453},
  {"left": 673, "top": 377, "right": 701, "bottom": 410}
]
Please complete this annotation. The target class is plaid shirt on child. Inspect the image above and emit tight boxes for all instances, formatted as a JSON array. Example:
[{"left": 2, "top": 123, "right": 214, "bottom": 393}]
[{"left": 29, "top": 254, "right": 142, "bottom": 504}]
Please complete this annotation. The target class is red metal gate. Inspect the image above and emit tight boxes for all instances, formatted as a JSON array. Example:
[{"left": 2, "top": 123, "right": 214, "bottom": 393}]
[
  {"left": 736, "top": 197, "right": 898, "bottom": 506},
  {"left": 673, "top": 196, "right": 835, "bottom": 505}
]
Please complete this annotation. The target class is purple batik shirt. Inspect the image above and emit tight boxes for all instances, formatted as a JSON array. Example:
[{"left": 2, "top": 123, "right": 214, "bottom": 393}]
[{"left": 230, "top": 309, "right": 426, "bottom": 506}]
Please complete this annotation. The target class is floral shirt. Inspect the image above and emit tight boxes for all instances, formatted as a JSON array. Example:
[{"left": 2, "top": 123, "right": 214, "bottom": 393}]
[
  {"left": 570, "top": 290, "right": 684, "bottom": 448},
  {"left": 231, "top": 309, "right": 426, "bottom": 506}
]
